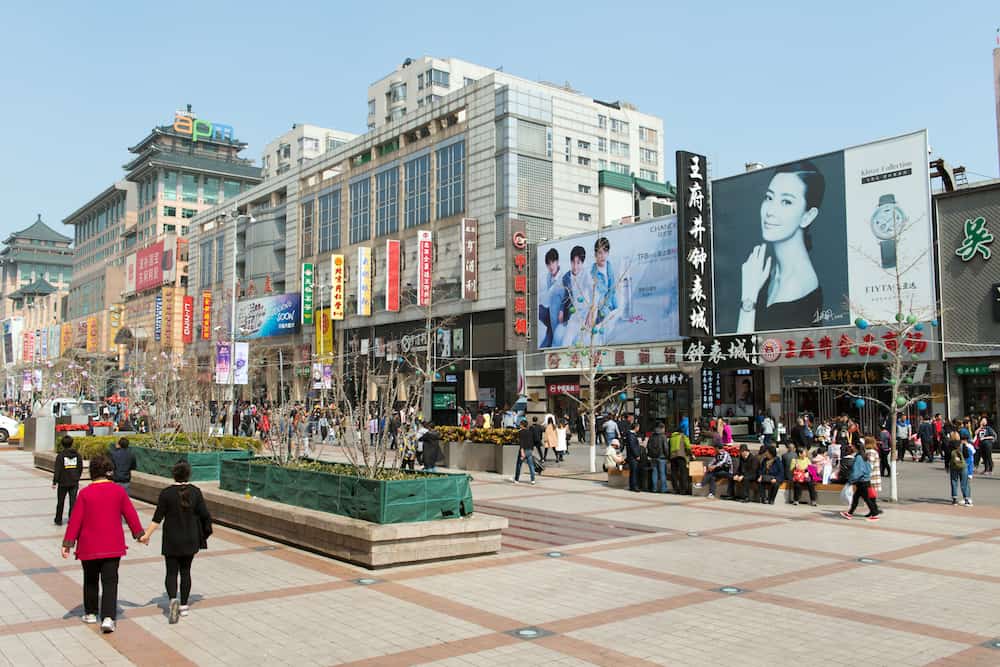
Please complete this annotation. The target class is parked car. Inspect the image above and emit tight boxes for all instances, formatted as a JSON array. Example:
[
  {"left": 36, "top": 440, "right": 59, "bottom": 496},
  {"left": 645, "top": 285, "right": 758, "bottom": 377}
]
[
  {"left": 48, "top": 399, "right": 100, "bottom": 420},
  {"left": 0, "top": 412, "right": 20, "bottom": 443}
]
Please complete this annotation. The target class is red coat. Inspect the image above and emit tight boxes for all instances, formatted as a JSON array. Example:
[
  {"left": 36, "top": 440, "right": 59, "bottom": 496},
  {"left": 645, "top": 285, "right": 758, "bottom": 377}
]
[{"left": 62, "top": 482, "right": 143, "bottom": 561}]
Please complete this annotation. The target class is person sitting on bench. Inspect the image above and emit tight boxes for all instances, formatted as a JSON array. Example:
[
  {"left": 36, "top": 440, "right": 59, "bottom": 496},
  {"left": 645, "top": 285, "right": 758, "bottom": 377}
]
[
  {"left": 789, "top": 447, "right": 817, "bottom": 506},
  {"left": 729, "top": 444, "right": 758, "bottom": 502},
  {"left": 697, "top": 446, "right": 732, "bottom": 498}
]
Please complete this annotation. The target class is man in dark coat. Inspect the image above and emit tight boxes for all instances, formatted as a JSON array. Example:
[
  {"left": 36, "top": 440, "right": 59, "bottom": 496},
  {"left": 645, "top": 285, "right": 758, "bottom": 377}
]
[{"left": 418, "top": 424, "right": 443, "bottom": 472}]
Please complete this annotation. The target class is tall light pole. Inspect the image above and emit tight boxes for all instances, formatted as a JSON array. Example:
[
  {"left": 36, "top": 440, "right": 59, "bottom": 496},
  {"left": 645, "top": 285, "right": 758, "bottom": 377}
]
[{"left": 228, "top": 213, "right": 253, "bottom": 434}]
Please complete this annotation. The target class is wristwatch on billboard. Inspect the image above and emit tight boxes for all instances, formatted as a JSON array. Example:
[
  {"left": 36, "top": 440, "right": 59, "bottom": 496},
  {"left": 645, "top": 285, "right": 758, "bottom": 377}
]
[{"left": 870, "top": 194, "right": 906, "bottom": 269}]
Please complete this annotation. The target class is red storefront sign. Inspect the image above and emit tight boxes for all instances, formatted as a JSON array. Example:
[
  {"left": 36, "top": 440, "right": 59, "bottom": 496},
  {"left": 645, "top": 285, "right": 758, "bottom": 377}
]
[
  {"left": 547, "top": 383, "right": 580, "bottom": 396},
  {"left": 507, "top": 219, "right": 529, "bottom": 348},
  {"left": 201, "top": 291, "right": 212, "bottom": 340},
  {"left": 135, "top": 240, "right": 165, "bottom": 292},
  {"left": 182, "top": 296, "right": 194, "bottom": 344},
  {"left": 386, "top": 239, "right": 400, "bottom": 312},
  {"left": 461, "top": 218, "right": 478, "bottom": 300},
  {"left": 417, "top": 230, "right": 433, "bottom": 306},
  {"left": 22, "top": 332, "right": 33, "bottom": 363}
]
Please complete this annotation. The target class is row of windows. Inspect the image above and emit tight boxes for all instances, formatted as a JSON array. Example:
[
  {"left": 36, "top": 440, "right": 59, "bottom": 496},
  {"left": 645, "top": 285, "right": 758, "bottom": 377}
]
[
  {"left": 74, "top": 196, "right": 125, "bottom": 245},
  {"left": 300, "top": 141, "right": 464, "bottom": 257},
  {"left": 159, "top": 171, "right": 244, "bottom": 206},
  {"left": 639, "top": 148, "right": 658, "bottom": 165},
  {"left": 18, "top": 264, "right": 70, "bottom": 284},
  {"left": 198, "top": 236, "right": 226, "bottom": 288}
]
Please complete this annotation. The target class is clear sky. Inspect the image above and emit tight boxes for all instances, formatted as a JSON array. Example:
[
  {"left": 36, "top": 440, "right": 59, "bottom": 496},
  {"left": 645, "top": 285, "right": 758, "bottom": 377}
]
[{"left": 0, "top": 0, "right": 996, "bottom": 241}]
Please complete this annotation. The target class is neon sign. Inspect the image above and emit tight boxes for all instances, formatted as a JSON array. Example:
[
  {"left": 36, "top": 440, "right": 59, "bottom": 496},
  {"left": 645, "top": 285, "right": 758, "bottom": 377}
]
[{"left": 172, "top": 112, "right": 235, "bottom": 143}]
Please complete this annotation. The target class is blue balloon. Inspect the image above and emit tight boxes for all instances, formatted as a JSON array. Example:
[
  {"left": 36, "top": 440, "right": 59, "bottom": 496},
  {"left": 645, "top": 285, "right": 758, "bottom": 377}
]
[
  {"left": 914, "top": 322, "right": 924, "bottom": 331},
  {"left": 855, "top": 318, "right": 869, "bottom": 330},
  {"left": 619, "top": 392, "right": 628, "bottom": 401},
  {"left": 854, "top": 398, "right": 865, "bottom": 408},
  {"left": 577, "top": 296, "right": 584, "bottom": 303},
  {"left": 917, "top": 400, "right": 927, "bottom": 411},
  {"left": 931, "top": 319, "right": 939, "bottom": 327}
]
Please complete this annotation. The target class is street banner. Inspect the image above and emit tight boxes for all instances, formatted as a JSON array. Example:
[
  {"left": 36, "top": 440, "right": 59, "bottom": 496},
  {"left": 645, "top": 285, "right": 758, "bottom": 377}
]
[
  {"left": 32, "top": 370, "right": 42, "bottom": 392},
  {"left": 331, "top": 255, "right": 345, "bottom": 320},
  {"left": 201, "top": 291, "right": 212, "bottom": 340},
  {"left": 86, "top": 317, "right": 98, "bottom": 352},
  {"left": 182, "top": 296, "right": 194, "bottom": 344},
  {"left": 461, "top": 218, "right": 478, "bottom": 300},
  {"left": 417, "top": 230, "right": 432, "bottom": 306},
  {"left": 125, "top": 253, "right": 136, "bottom": 295},
  {"left": 22, "top": 331, "right": 33, "bottom": 363},
  {"left": 21, "top": 370, "right": 31, "bottom": 392},
  {"left": 233, "top": 342, "right": 249, "bottom": 385},
  {"left": 322, "top": 363, "right": 332, "bottom": 389},
  {"left": 386, "top": 239, "right": 401, "bottom": 312},
  {"left": 315, "top": 308, "right": 333, "bottom": 361},
  {"left": 60, "top": 323, "right": 72, "bottom": 355},
  {"left": 357, "top": 247, "right": 372, "bottom": 316},
  {"left": 215, "top": 342, "right": 231, "bottom": 385},
  {"left": 154, "top": 295, "right": 162, "bottom": 342},
  {"left": 301, "top": 262, "right": 314, "bottom": 325},
  {"left": 312, "top": 362, "right": 323, "bottom": 389}
]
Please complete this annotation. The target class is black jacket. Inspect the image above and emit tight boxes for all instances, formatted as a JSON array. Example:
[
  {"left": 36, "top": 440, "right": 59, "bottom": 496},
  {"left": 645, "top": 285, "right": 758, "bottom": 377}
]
[
  {"left": 518, "top": 427, "right": 534, "bottom": 451},
  {"left": 735, "top": 453, "right": 759, "bottom": 479},
  {"left": 624, "top": 431, "right": 642, "bottom": 462},
  {"left": 419, "top": 429, "right": 443, "bottom": 468},
  {"left": 109, "top": 447, "right": 137, "bottom": 483},
  {"left": 53, "top": 448, "right": 83, "bottom": 487},
  {"left": 530, "top": 423, "right": 544, "bottom": 447},
  {"left": 646, "top": 429, "right": 667, "bottom": 459},
  {"left": 152, "top": 484, "right": 212, "bottom": 556}
]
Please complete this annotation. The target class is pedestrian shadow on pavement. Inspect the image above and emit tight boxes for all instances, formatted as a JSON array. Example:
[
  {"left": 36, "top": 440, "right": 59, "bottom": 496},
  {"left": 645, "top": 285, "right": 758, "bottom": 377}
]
[{"left": 61, "top": 594, "right": 204, "bottom": 620}]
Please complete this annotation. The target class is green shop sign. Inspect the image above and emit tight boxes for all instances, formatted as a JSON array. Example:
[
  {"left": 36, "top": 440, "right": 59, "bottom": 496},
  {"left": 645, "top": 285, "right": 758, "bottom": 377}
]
[
  {"left": 955, "top": 216, "right": 993, "bottom": 262},
  {"left": 301, "top": 263, "right": 314, "bottom": 326},
  {"left": 955, "top": 363, "right": 991, "bottom": 376}
]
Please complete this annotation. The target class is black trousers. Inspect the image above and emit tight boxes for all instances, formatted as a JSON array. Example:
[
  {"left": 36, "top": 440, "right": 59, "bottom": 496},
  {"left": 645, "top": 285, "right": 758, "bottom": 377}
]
[
  {"left": 55, "top": 484, "right": 78, "bottom": 523},
  {"left": 669, "top": 457, "right": 690, "bottom": 495},
  {"left": 848, "top": 481, "right": 880, "bottom": 516},
  {"left": 82, "top": 557, "right": 120, "bottom": 620},
  {"left": 165, "top": 554, "right": 195, "bottom": 605},
  {"left": 627, "top": 458, "right": 640, "bottom": 490},
  {"left": 977, "top": 443, "right": 994, "bottom": 473},
  {"left": 793, "top": 480, "right": 816, "bottom": 502},
  {"left": 878, "top": 450, "right": 891, "bottom": 477},
  {"left": 759, "top": 480, "right": 781, "bottom": 503},
  {"left": 897, "top": 440, "right": 916, "bottom": 461}
]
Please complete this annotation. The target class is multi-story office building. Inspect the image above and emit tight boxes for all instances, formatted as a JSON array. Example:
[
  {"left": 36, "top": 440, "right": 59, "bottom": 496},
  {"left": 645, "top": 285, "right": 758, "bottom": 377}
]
[
  {"left": 188, "top": 57, "right": 666, "bottom": 406},
  {"left": 62, "top": 107, "right": 262, "bottom": 360},
  {"left": 261, "top": 124, "right": 356, "bottom": 179},
  {"left": 0, "top": 215, "right": 73, "bottom": 367}
]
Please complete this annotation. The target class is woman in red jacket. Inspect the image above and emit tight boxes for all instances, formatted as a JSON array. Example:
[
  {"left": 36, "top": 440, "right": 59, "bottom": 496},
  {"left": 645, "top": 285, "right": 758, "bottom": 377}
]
[{"left": 61, "top": 454, "right": 144, "bottom": 634}]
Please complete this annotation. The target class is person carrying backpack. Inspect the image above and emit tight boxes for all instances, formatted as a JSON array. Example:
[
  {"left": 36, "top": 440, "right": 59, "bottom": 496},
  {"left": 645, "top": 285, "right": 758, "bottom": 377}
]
[
  {"left": 646, "top": 421, "right": 668, "bottom": 493},
  {"left": 946, "top": 431, "right": 972, "bottom": 506},
  {"left": 52, "top": 435, "right": 83, "bottom": 526},
  {"left": 668, "top": 427, "right": 692, "bottom": 495}
]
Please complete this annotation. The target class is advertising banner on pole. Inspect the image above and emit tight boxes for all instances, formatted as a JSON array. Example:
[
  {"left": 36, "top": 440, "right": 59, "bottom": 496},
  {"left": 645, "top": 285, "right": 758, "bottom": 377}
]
[
  {"left": 86, "top": 317, "right": 98, "bottom": 353},
  {"left": 711, "top": 130, "right": 933, "bottom": 335},
  {"left": 301, "top": 263, "right": 314, "bottom": 325},
  {"left": 181, "top": 296, "right": 194, "bottom": 344},
  {"left": 331, "top": 255, "right": 345, "bottom": 320},
  {"left": 161, "top": 287, "right": 174, "bottom": 344},
  {"left": 506, "top": 219, "right": 529, "bottom": 350},
  {"left": 154, "top": 295, "right": 162, "bottom": 342},
  {"left": 417, "top": 230, "right": 433, "bottom": 306},
  {"left": 386, "top": 240, "right": 400, "bottom": 312},
  {"left": 22, "top": 331, "right": 33, "bottom": 363},
  {"left": 233, "top": 342, "right": 249, "bottom": 385},
  {"left": 21, "top": 370, "right": 31, "bottom": 392},
  {"left": 215, "top": 342, "right": 231, "bottom": 385},
  {"left": 461, "top": 218, "right": 478, "bottom": 300},
  {"left": 60, "top": 323, "right": 72, "bottom": 355},
  {"left": 322, "top": 363, "right": 332, "bottom": 389},
  {"left": 201, "top": 291, "right": 212, "bottom": 340},
  {"left": 357, "top": 247, "right": 372, "bottom": 316},
  {"left": 315, "top": 307, "right": 333, "bottom": 361}
]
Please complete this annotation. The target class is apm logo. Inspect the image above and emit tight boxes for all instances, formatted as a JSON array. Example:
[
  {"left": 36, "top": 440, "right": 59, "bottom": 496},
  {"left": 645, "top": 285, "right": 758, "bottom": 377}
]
[{"left": 173, "top": 112, "right": 235, "bottom": 143}]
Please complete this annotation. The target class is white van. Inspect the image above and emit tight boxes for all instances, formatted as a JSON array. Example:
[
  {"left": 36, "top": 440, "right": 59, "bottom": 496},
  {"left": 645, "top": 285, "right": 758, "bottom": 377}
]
[{"left": 50, "top": 399, "right": 100, "bottom": 420}]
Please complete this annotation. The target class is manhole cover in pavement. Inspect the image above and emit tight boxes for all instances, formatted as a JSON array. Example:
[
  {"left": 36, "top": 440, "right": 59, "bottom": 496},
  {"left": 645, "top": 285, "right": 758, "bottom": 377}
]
[
  {"left": 354, "top": 578, "right": 379, "bottom": 585},
  {"left": 546, "top": 551, "right": 564, "bottom": 558},
  {"left": 687, "top": 531, "right": 700, "bottom": 537},
  {"left": 717, "top": 586, "right": 745, "bottom": 595},
  {"left": 857, "top": 557, "right": 881, "bottom": 565},
  {"left": 506, "top": 627, "right": 554, "bottom": 640}
]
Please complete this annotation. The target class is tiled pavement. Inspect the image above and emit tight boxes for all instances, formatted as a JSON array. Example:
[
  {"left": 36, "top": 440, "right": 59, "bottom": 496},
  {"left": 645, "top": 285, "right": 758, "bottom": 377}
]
[{"left": 2, "top": 449, "right": 1000, "bottom": 666}]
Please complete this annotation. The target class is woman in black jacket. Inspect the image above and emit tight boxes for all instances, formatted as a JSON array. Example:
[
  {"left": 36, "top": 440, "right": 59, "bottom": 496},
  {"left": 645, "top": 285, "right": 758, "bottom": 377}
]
[{"left": 139, "top": 461, "right": 212, "bottom": 624}]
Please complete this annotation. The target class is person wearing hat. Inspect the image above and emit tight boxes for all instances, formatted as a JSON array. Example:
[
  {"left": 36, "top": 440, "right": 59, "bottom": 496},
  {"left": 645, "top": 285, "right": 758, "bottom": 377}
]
[{"left": 604, "top": 438, "right": 625, "bottom": 472}]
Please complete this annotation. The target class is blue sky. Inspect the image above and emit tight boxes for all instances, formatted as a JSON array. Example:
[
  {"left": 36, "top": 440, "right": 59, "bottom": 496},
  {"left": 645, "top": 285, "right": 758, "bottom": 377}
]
[{"left": 0, "top": 0, "right": 996, "bottom": 241}]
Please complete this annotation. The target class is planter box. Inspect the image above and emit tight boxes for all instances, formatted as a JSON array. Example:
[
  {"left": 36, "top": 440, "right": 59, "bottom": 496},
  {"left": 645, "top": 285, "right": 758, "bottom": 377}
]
[
  {"left": 445, "top": 441, "right": 500, "bottom": 472},
  {"left": 220, "top": 458, "right": 474, "bottom": 524},
  {"left": 67, "top": 431, "right": 87, "bottom": 438},
  {"left": 495, "top": 444, "right": 521, "bottom": 477},
  {"left": 133, "top": 446, "right": 249, "bottom": 481},
  {"left": 92, "top": 427, "right": 111, "bottom": 436}
]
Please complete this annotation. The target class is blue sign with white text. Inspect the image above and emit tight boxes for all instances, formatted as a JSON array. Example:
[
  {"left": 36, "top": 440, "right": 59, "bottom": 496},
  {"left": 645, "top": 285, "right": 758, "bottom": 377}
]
[{"left": 236, "top": 293, "right": 301, "bottom": 339}]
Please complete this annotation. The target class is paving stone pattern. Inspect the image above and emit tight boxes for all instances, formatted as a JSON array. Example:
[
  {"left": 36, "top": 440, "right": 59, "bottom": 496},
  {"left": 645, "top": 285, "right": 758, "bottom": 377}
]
[{"left": 1, "top": 449, "right": 999, "bottom": 666}]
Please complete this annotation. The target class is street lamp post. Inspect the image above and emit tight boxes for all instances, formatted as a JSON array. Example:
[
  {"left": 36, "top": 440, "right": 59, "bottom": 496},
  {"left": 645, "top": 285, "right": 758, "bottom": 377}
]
[{"left": 228, "top": 214, "right": 253, "bottom": 435}]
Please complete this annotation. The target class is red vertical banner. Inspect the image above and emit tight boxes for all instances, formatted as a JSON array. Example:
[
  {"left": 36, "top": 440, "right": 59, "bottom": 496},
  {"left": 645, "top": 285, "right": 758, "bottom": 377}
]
[
  {"left": 182, "top": 296, "right": 194, "bottom": 344},
  {"left": 417, "top": 230, "right": 433, "bottom": 306},
  {"left": 201, "top": 291, "right": 212, "bottom": 340},
  {"left": 506, "top": 219, "right": 529, "bottom": 350},
  {"left": 385, "top": 239, "right": 401, "bottom": 312},
  {"left": 461, "top": 218, "right": 478, "bottom": 300}
]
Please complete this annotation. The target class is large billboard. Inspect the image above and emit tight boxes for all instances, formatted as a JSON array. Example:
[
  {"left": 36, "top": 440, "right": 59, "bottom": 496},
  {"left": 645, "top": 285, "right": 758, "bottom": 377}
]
[
  {"left": 236, "top": 293, "right": 301, "bottom": 339},
  {"left": 535, "top": 217, "right": 679, "bottom": 349},
  {"left": 711, "top": 131, "right": 933, "bottom": 335}
]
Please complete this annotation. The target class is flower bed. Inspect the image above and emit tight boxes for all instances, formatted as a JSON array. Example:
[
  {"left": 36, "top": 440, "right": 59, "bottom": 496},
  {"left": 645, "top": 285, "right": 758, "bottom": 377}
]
[
  {"left": 437, "top": 426, "right": 518, "bottom": 445},
  {"left": 56, "top": 424, "right": 90, "bottom": 432},
  {"left": 690, "top": 444, "right": 742, "bottom": 459},
  {"left": 133, "top": 446, "right": 251, "bottom": 481},
  {"left": 65, "top": 434, "right": 261, "bottom": 463},
  {"left": 219, "top": 458, "right": 474, "bottom": 524}
]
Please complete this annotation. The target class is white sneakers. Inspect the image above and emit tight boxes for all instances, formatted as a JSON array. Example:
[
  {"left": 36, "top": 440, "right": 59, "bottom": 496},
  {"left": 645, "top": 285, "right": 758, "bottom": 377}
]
[
  {"left": 100, "top": 617, "right": 115, "bottom": 633},
  {"left": 82, "top": 614, "right": 98, "bottom": 624},
  {"left": 179, "top": 605, "right": 190, "bottom": 617}
]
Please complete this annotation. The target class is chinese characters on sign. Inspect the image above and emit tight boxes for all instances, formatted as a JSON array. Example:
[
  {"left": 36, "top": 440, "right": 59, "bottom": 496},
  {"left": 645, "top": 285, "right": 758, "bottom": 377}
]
[
  {"left": 684, "top": 336, "right": 760, "bottom": 368},
  {"left": 86, "top": 317, "right": 98, "bottom": 353},
  {"left": 301, "top": 263, "right": 314, "bottom": 325},
  {"left": 182, "top": 296, "right": 194, "bottom": 344},
  {"left": 215, "top": 342, "right": 231, "bottom": 385},
  {"left": 417, "top": 231, "right": 433, "bottom": 306},
  {"left": 507, "top": 219, "right": 529, "bottom": 349},
  {"left": 357, "top": 247, "right": 372, "bottom": 317},
  {"left": 331, "top": 255, "right": 345, "bottom": 320},
  {"left": 386, "top": 239, "right": 401, "bottom": 312},
  {"left": 201, "top": 291, "right": 212, "bottom": 340},
  {"left": 955, "top": 216, "right": 993, "bottom": 262},
  {"left": 154, "top": 295, "right": 162, "bottom": 342},
  {"left": 135, "top": 241, "right": 165, "bottom": 292},
  {"left": 819, "top": 366, "right": 885, "bottom": 385},
  {"left": 633, "top": 373, "right": 689, "bottom": 387},
  {"left": 546, "top": 383, "right": 580, "bottom": 396},
  {"left": 701, "top": 369, "right": 721, "bottom": 410},
  {"left": 676, "top": 151, "right": 713, "bottom": 336},
  {"left": 161, "top": 287, "right": 174, "bottom": 344},
  {"left": 461, "top": 218, "right": 478, "bottom": 300}
]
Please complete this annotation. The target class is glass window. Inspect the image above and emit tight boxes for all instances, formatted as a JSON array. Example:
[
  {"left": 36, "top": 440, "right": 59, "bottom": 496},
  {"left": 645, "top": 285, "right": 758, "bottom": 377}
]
[
  {"left": 223, "top": 180, "right": 241, "bottom": 200},
  {"left": 199, "top": 240, "right": 213, "bottom": 288},
  {"left": 640, "top": 169, "right": 658, "bottom": 181},
  {"left": 578, "top": 184, "right": 592, "bottom": 194},
  {"left": 597, "top": 114, "right": 607, "bottom": 129},
  {"left": 163, "top": 206, "right": 176, "bottom": 217},
  {"left": 578, "top": 212, "right": 591, "bottom": 222},
  {"left": 417, "top": 73, "right": 424, "bottom": 90},
  {"left": 640, "top": 147, "right": 658, "bottom": 164},
  {"left": 610, "top": 140, "right": 630, "bottom": 157},
  {"left": 639, "top": 126, "right": 658, "bottom": 143},
  {"left": 368, "top": 99, "right": 375, "bottom": 116},
  {"left": 301, "top": 200, "right": 314, "bottom": 257},
  {"left": 325, "top": 137, "right": 344, "bottom": 153},
  {"left": 597, "top": 137, "right": 607, "bottom": 153},
  {"left": 435, "top": 140, "right": 465, "bottom": 219},
  {"left": 610, "top": 118, "right": 629, "bottom": 134},
  {"left": 390, "top": 83, "right": 407, "bottom": 102},
  {"left": 375, "top": 167, "right": 399, "bottom": 236},
  {"left": 164, "top": 223, "right": 176, "bottom": 233},
  {"left": 404, "top": 155, "right": 430, "bottom": 228},
  {"left": 577, "top": 140, "right": 590, "bottom": 150},
  {"left": 577, "top": 156, "right": 591, "bottom": 166},
  {"left": 181, "top": 173, "right": 198, "bottom": 202},
  {"left": 203, "top": 177, "right": 219, "bottom": 205},
  {"left": 429, "top": 68, "right": 449, "bottom": 87},
  {"left": 215, "top": 236, "right": 225, "bottom": 284},
  {"left": 463, "top": 77, "right": 476, "bottom": 87},
  {"left": 349, "top": 178, "right": 371, "bottom": 244},
  {"left": 610, "top": 161, "right": 629, "bottom": 175},
  {"left": 182, "top": 208, "right": 196, "bottom": 219},
  {"left": 318, "top": 190, "right": 341, "bottom": 253},
  {"left": 163, "top": 171, "right": 178, "bottom": 201}
]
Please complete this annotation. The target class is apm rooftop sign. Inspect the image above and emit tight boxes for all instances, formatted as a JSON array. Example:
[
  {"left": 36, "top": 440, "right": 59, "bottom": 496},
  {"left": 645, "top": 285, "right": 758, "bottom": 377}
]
[{"left": 172, "top": 112, "right": 234, "bottom": 142}]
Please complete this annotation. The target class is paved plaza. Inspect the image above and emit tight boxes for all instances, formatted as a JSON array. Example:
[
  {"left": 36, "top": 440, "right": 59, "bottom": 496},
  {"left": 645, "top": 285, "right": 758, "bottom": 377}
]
[{"left": 2, "top": 448, "right": 1000, "bottom": 666}]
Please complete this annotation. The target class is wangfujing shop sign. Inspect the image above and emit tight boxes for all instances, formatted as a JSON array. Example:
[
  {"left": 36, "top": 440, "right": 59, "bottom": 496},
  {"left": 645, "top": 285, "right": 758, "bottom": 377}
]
[{"left": 172, "top": 112, "right": 235, "bottom": 142}]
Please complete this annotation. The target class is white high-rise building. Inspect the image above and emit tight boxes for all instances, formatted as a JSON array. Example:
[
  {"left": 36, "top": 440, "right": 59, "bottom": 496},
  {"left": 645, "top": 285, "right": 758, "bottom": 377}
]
[{"left": 261, "top": 124, "right": 356, "bottom": 179}]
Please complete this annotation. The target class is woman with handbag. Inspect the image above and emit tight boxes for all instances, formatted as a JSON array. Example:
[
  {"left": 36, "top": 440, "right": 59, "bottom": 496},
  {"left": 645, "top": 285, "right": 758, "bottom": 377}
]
[
  {"left": 865, "top": 438, "right": 881, "bottom": 499},
  {"left": 542, "top": 417, "right": 558, "bottom": 463},
  {"left": 841, "top": 436, "right": 881, "bottom": 521},
  {"left": 756, "top": 446, "right": 785, "bottom": 505},
  {"left": 139, "top": 461, "right": 213, "bottom": 624}
]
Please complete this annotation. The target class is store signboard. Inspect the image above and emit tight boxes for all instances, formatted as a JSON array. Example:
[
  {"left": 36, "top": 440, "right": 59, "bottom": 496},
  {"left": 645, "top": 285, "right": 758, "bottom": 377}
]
[
  {"left": 161, "top": 287, "right": 174, "bottom": 344},
  {"left": 201, "top": 291, "right": 212, "bottom": 340},
  {"left": 315, "top": 307, "right": 333, "bottom": 361},
  {"left": 385, "top": 239, "right": 400, "bottom": 312},
  {"left": 136, "top": 240, "right": 165, "bottom": 293},
  {"left": 236, "top": 293, "right": 301, "bottom": 339},
  {"left": 535, "top": 217, "right": 678, "bottom": 349},
  {"left": 547, "top": 383, "right": 581, "bottom": 396},
  {"left": 125, "top": 253, "right": 137, "bottom": 294},
  {"left": 331, "top": 255, "right": 345, "bottom": 320},
  {"left": 711, "top": 130, "right": 933, "bottom": 335},
  {"left": 507, "top": 219, "right": 529, "bottom": 350},
  {"left": 86, "top": 317, "right": 98, "bottom": 352},
  {"left": 60, "top": 323, "right": 72, "bottom": 355},
  {"left": 633, "top": 372, "right": 688, "bottom": 387},
  {"left": 684, "top": 335, "right": 760, "bottom": 368},
  {"left": 677, "top": 151, "right": 713, "bottom": 336},
  {"left": 819, "top": 365, "right": 886, "bottom": 385},
  {"left": 154, "top": 295, "right": 162, "bottom": 341},
  {"left": 955, "top": 363, "right": 991, "bottom": 376},
  {"left": 22, "top": 331, "right": 33, "bottom": 363},
  {"left": 461, "top": 218, "right": 478, "bottom": 300},
  {"left": 181, "top": 296, "right": 194, "bottom": 344},
  {"left": 301, "top": 263, "right": 314, "bottom": 325},
  {"left": 417, "top": 230, "right": 433, "bottom": 306},
  {"left": 357, "top": 247, "right": 372, "bottom": 316}
]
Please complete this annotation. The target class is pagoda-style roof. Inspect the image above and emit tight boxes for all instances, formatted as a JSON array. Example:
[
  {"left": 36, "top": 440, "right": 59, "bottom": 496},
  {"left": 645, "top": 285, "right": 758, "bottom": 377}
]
[
  {"left": 0, "top": 248, "right": 75, "bottom": 266},
  {"left": 7, "top": 278, "right": 57, "bottom": 300},
  {"left": 124, "top": 147, "right": 262, "bottom": 182},
  {"left": 5, "top": 214, "right": 72, "bottom": 246}
]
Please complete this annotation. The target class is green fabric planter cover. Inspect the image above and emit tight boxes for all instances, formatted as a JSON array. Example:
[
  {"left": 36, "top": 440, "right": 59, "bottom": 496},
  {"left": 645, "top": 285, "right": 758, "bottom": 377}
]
[
  {"left": 219, "top": 458, "right": 474, "bottom": 524},
  {"left": 133, "top": 446, "right": 249, "bottom": 481}
]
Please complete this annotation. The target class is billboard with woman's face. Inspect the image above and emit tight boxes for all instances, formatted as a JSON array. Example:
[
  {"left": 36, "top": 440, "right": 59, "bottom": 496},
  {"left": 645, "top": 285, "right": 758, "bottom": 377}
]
[
  {"left": 711, "top": 131, "right": 933, "bottom": 335},
  {"left": 535, "top": 217, "right": 679, "bottom": 349}
]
